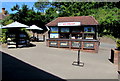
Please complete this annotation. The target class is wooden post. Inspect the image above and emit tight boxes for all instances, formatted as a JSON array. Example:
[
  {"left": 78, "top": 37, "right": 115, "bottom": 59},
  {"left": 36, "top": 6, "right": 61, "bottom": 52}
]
[
  {"left": 69, "top": 40, "right": 71, "bottom": 49},
  {"left": 81, "top": 41, "right": 84, "bottom": 50},
  {"left": 82, "top": 32, "right": 84, "bottom": 39}
]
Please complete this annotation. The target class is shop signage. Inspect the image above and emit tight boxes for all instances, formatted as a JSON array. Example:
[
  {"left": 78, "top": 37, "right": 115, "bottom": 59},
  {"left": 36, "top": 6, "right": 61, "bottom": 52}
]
[
  {"left": 49, "top": 41, "right": 58, "bottom": 46},
  {"left": 72, "top": 42, "right": 81, "bottom": 48},
  {"left": 58, "top": 22, "right": 81, "bottom": 26},
  {"left": 84, "top": 43, "right": 94, "bottom": 48},
  {"left": 60, "top": 41, "right": 69, "bottom": 47},
  {"left": 50, "top": 33, "right": 59, "bottom": 38}
]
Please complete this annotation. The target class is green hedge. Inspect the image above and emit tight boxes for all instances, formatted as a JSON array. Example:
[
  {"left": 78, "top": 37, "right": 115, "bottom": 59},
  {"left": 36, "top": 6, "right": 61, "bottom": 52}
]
[{"left": 116, "top": 39, "right": 120, "bottom": 50}]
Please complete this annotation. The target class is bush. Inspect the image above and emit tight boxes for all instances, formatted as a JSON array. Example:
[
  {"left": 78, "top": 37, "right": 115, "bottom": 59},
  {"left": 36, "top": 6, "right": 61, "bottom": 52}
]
[
  {"left": 116, "top": 39, "right": 120, "bottom": 50},
  {"left": 0, "top": 29, "right": 7, "bottom": 44},
  {"left": 0, "top": 36, "right": 6, "bottom": 43}
]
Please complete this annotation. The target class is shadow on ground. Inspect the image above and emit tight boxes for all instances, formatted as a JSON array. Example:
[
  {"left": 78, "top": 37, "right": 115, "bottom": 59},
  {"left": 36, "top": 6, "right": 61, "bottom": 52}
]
[
  {"left": 1, "top": 51, "right": 65, "bottom": 81},
  {"left": 25, "top": 43, "right": 36, "bottom": 48}
]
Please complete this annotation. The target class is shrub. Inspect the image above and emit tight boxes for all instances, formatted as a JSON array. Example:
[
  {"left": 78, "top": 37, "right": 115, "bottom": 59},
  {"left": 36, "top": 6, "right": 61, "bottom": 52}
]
[
  {"left": 116, "top": 39, "right": 120, "bottom": 50},
  {"left": 0, "top": 29, "right": 7, "bottom": 44}
]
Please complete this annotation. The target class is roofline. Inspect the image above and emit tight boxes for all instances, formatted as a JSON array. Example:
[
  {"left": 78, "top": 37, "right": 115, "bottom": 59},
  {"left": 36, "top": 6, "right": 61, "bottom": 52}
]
[
  {"left": 46, "top": 17, "right": 59, "bottom": 26},
  {"left": 90, "top": 16, "right": 99, "bottom": 25},
  {"left": 46, "top": 16, "right": 99, "bottom": 26}
]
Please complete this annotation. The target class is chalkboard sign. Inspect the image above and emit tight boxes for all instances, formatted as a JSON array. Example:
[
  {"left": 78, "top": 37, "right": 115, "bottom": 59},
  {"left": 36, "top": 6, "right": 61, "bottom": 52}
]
[
  {"left": 60, "top": 41, "right": 69, "bottom": 47},
  {"left": 72, "top": 42, "right": 81, "bottom": 48},
  {"left": 49, "top": 41, "right": 58, "bottom": 46},
  {"left": 84, "top": 43, "right": 94, "bottom": 48}
]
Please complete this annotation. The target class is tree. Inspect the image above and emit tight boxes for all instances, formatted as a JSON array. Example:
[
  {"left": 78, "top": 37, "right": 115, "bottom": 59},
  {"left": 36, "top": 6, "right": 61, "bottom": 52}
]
[
  {"left": 45, "top": 2, "right": 120, "bottom": 38},
  {"left": 34, "top": 0, "right": 50, "bottom": 13},
  {"left": 90, "top": 7, "right": 120, "bottom": 37},
  {"left": 10, "top": 4, "right": 47, "bottom": 31},
  {"left": 0, "top": 15, "right": 14, "bottom": 26}
]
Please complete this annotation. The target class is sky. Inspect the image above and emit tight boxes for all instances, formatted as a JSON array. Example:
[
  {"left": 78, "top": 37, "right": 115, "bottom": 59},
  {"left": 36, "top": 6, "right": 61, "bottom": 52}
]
[
  {"left": 0, "top": 0, "right": 54, "bottom": 14},
  {"left": 0, "top": 0, "right": 39, "bottom": 13},
  {"left": 0, "top": 0, "right": 53, "bottom": 14}
]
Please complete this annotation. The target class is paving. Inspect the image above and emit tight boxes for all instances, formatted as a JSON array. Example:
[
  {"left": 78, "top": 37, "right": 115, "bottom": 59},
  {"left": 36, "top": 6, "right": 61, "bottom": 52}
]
[{"left": 0, "top": 41, "right": 119, "bottom": 80}]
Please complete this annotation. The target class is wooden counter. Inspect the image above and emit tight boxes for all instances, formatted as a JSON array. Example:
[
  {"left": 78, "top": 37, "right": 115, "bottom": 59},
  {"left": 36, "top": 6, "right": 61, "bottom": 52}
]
[{"left": 46, "top": 39, "right": 100, "bottom": 53}]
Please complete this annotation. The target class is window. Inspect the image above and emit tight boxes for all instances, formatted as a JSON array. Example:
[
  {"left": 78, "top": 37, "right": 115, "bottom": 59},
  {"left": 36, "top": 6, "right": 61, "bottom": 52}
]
[
  {"left": 84, "top": 27, "right": 94, "bottom": 33},
  {"left": 19, "top": 34, "right": 26, "bottom": 37},
  {"left": 84, "top": 33, "right": 95, "bottom": 39},
  {"left": 60, "top": 28, "right": 70, "bottom": 33},
  {"left": 50, "top": 27, "right": 59, "bottom": 38},
  {"left": 60, "top": 33, "right": 70, "bottom": 39},
  {"left": 72, "top": 28, "right": 82, "bottom": 33},
  {"left": 71, "top": 34, "right": 82, "bottom": 39},
  {"left": 50, "top": 27, "right": 58, "bottom": 33}
]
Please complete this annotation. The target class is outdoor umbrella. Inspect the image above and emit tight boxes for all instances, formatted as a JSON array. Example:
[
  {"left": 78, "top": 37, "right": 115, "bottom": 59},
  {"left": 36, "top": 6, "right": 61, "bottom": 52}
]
[
  {"left": 26, "top": 25, "right": 43, "bottom": 30},
  {"left": 26, "top": 25, "right": 43, "bottom": 39},
  {"left": 1, "top": 21, "right": 29, "bottom": 29}
]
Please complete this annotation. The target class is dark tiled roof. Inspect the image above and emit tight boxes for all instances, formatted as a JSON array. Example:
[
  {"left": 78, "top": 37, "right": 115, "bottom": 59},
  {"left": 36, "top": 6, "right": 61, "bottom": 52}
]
[{"left": 46, "top": 16, "right": 99, "bottom": 26}]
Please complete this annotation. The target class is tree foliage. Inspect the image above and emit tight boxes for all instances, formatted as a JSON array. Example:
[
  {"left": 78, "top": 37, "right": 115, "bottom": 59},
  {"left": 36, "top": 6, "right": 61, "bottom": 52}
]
[
  {"left": 34, "top": 0, "right": 50, "bottom": 13},
  {"left": 10, "top": 4, "right": 47, "bottom": 31},
  {"left": 42, "top": 2, "right": 120, "bottom": 38},
  {"left": 1, "top": 2, "right": 120, "bottom": 39}
]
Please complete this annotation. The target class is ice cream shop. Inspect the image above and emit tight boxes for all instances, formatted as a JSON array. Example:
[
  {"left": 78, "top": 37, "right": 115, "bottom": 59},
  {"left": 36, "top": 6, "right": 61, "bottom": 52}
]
[{"left": 46, "top": 16, "right": 99, "bottom": 53}]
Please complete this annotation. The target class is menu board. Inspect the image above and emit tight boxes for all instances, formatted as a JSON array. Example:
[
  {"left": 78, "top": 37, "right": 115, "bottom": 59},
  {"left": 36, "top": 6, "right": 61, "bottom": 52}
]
[
  {"left": 84, "top": 43, "right": 94, "bottom": 48},
  {"left": 61, "top": 28, "right": 70, "bottom": 33},
  {"left": 49, "top": 41, "right": 58, "bottom": 46},
  {"left": 84, "top": 27, "right": 94, "bottom": 33},
  {"left": 72, "top": 42, "right": 81, "bottom": 48},
  {"left": 60, "top": 41, "right": 69, "bottom": 47},
  {"left": 50, "top": 33, "right": 59, "bottom": 38}
]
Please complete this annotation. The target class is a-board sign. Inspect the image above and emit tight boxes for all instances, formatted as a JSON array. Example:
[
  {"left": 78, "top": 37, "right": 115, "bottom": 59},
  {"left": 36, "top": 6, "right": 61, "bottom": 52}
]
[
  {"left": 49, "top": 41, "right": 58, "bottom": 46},
  {"left": 84, "top": 43, "right": 94, "bottom": 48},
  {"left": 72, "top": 42, "right": 81, "bottom": 48}
]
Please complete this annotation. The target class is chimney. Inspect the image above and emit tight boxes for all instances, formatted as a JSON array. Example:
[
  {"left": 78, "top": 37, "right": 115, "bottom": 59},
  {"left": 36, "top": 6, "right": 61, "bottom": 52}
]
[{"left": 2, "top": 8, "right": 6, "bottom": 14}]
